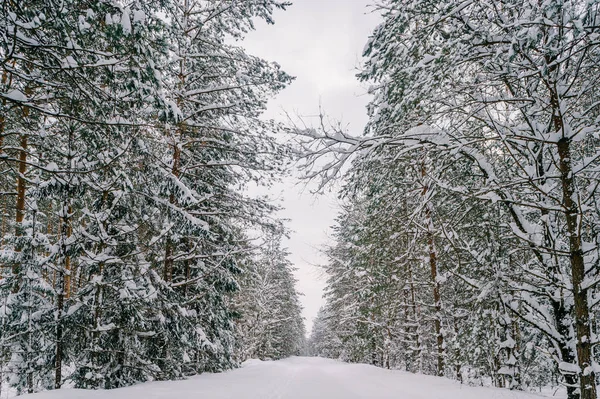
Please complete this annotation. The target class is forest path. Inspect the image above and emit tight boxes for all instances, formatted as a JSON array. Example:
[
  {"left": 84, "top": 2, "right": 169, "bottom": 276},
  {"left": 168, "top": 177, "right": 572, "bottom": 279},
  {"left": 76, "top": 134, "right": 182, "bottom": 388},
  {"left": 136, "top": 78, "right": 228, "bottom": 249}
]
[{"left": 22, "top": 357, "right": 557, "bottom": 399}]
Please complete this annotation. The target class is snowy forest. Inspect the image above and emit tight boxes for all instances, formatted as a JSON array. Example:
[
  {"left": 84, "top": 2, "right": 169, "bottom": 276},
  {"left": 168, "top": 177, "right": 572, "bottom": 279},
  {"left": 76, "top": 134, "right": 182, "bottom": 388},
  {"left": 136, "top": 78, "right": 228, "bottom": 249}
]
[
  {"left": 304, "top": 2, "right": 600, "bottom": 399},
  {"left": 0, "top": 0, "right": 305, "bottom": 396},
  {"left": 2, "top": 1, "right": 600, "bottom": 399}
]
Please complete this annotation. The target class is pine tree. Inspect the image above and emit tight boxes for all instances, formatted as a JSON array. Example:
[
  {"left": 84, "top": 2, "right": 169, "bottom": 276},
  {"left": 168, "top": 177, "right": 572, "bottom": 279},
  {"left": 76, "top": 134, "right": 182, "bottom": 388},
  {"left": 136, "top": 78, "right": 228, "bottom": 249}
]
[
  {"left": 235, "top": 231, "right": 305, "bottom": 361},
  {"left": 298, "top": 1, "right": 600, "bottom": 398},
  {"left": 1, "top": 0, "right": 302, "bottom": 394}
]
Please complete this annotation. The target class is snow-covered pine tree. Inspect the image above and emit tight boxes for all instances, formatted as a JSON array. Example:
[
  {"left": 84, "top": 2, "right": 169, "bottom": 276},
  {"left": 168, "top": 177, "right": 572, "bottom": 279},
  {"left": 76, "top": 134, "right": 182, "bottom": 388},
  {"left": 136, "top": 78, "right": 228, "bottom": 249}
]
[
  {"left": 0, "top": 179, "right": 55, "bottom": 394},
  {"left": 137, "top": 0, "right": 293, "bottom": 377},
  {"left": 1, "top": 0, "right": 301, "bottom": 394},
  {"left": 235, "top": 231, "right": 305, "bottom": 361},
  {"left": 28, "top": 2, "right": 168, "bottom": 389},
  {"left": 358, "top": 2, "right": 600, "bottom": 397},
  {"left": 298, "top": 1, "right": 600, "bottom": 398},
  {"left": 308, "top": 307, "right": 338, "bottom": 358}
]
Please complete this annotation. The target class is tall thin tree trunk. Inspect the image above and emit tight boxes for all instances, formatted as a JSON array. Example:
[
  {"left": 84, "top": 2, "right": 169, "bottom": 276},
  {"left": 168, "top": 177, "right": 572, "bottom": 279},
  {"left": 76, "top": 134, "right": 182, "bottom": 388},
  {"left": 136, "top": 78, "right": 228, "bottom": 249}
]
[
  {"left": 557, "top": 137, "right": 596, "bottom": 399},
  {"left": 0, "top": 71, "right": 6, "bottom": 253},
  {"left": 385, "top": 326, "right": 392, "bottom": 369},
  {"left": 401, "top": 270, "right": 413, "bottom": 371},
  {"left": 453, "top": 320, "right": 462, "bottom": 383},
  {"left": 0, "top": 68, "right": 11, "bottom": 279},
  {"left": 91, "top": 260, "right": 104, "bottom": 381},
  {"left": 163, "top": 142, "right": 180, "bottom": 283},
  {"left": 25, "top": 210, "right": 38, "bottom": 394},
  {"left": 13, "top": 133, "right": 28, "bottom": 293},
  {"left": 427, "top": 227, "right": 444, "bottom": 375},
  {"left": 407, "top": 262, "right": 422, "bottom": 373},
  {"left": 183, "top": 237, "right": 190, "bottom": 297},
  {"left": 64, "top": 205, "right": 73, "bottom": 298},
  {"left": 56, "top": 119, "right": 76, "bottom": 389},
  {"left": 55, "top": 201, "right": 72, "bottom": 390},
  {"left": 511, "top": 312, "right": 522, "bottom": 388},
  {"left": 548, "top": 293, "right": 578, "bottom": 398},
  {"left": 0, "top": 196, "right": 6, "bottom": 277},
  {"left": 55, "top": 284, "right": 63, "bottom": 389},
  {"left": 90, "top": 191, "right": 109, "bottom": 382},
  {"left": 164, "top": 44, "right": 187, "bottom": 283},
  {"left": 421, "top": 160, "right": 444, "bottom": 376}
]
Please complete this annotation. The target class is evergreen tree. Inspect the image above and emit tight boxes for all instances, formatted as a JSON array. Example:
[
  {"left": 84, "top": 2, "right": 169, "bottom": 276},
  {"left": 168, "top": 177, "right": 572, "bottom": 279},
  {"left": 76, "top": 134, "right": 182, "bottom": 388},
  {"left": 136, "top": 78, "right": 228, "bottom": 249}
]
[
  {"left": 0, "top": 0, "right": 302, "bottom": 395},
  {"left": 235, "top": 231, "right": 305, "bottom": 361},
  {"left": 299, "top": 2, "right": 600, "bottom": 398}
]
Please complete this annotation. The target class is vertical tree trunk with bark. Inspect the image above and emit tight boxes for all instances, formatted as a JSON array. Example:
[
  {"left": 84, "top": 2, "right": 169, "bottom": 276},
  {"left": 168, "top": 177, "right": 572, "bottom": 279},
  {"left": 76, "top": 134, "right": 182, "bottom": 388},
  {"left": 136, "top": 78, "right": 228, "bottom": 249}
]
[
  {"left": 55, "top": 120, "right": 76, "bottom": 389},
  {"left": 13, "top": 131, "right": 28, "bottom": 293},
  {"left": 164, "top": 45, "right": 186, "bottom": 283},
  {"left": 0, "top": 69, "right": 7, "bottom": 272},
  {"left": 55, "top": 201, "right": 72, "bottom": 390},
  {"left": 428, "top": 227, "right": 444, "bottom": 376},
  {"left": 64, "top": 205, "right": 73, "bottom": 299},
  {"left": 453, "top": 320, "right": 462, "bottom": 383},
  {"left": 557, "top": 137, "right": 596, "bottom": 399},
  {"left": 163, "top": 141, "right": 180, "bottom": 283},
  {"left": 0, "top": 67, "right": 10, "bottom": 276},
  {"left": 421, "top": 161, "right": 444, "bottom": 376},
  {"left": 407, "top": 262, "right": 422, "bottom": 373}
]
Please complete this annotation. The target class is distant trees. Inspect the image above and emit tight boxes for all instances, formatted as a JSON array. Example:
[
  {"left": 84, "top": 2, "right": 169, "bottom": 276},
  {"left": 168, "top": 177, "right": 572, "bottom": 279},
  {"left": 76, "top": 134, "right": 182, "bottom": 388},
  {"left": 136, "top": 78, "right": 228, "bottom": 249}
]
[
  {"left": 304, "top": 1, "right": 600, "bottom": 399},
  {"left": 0, "top": 0, "right": 303, "bottom": 395},
  {"left": 235, "top": 232, "right": 305, "bottom": 361}
]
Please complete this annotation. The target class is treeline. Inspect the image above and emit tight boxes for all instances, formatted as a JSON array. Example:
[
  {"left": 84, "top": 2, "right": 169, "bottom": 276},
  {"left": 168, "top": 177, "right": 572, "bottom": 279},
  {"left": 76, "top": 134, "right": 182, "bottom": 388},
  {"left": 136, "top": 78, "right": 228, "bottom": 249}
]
[
  {"left": 305, "top": 1, "right": 600, "bottom": 399},
  {"left": 0, "top": 0, "right": 303, "bottom": 395}
]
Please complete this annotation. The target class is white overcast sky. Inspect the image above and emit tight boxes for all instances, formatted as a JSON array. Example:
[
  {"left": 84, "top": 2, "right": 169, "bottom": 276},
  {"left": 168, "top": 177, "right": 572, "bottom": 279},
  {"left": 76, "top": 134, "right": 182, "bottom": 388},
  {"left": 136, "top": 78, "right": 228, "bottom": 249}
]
[{"left": 242, "top": 0, "right": 382, "bottom": 333}]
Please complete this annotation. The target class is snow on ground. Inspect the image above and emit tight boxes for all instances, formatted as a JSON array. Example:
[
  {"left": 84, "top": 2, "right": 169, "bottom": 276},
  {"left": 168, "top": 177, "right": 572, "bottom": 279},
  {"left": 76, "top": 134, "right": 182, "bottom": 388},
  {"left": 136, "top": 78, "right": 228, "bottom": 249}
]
[{"left": 19, "top": 357, "right": 562, "bottom": 399}]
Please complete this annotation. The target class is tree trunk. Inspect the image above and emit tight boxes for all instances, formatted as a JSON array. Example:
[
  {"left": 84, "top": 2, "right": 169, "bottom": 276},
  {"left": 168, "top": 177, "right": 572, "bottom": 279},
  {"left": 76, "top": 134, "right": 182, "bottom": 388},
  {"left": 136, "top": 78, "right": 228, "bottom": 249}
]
[
  {"left": 428, "top": 228, "right": 444, "bottom": 376},
  {"left": 12, "top": 134, "right": 28, "bottom": 293},
  {"left": 454, "top": 319, "right": 462, "bottom": 383},
  {"left": 0, "top": 197, "right": 6, "bottom": 278},
  {"left": 163, "top": 141, "right": 180, "bottom": 283},
  {"left": 54, "top": 279, "right": 64, "bottom": 389},
  {"left": 557, "top": 137, "right": 596, "bottom": 399},
  {"left": 421, "top": 161, "right": 444, "bottom": 376},
  {"left": 92, "top": 260, "right": 104, "bottom": 382},
  {"left": 0, "top": 67, "right": 10, "bottom": 267},
  {"left": 510, "top": 310, "right": 522, "bottom": 389},
  {"left": 163, "top": 69, "right": 184, "bottom": 283},
  {"left": 0, "top": 70, "right": 6, "bottom": 263},
  {"left": 55, "top": 201, "right": 72, "bottom": 390},
  {"left": 164, "top": 24, "right": 188, "bottom": 284},
  {"left": 13, "top": 81, "right": 30, "bottom": 291},
  {"left": 407, "top": 262, "right": 422, "bottom": 373},
  {"left": 183, "top": 237, "right": 190, "bottom": 297},
  {"left": 64, "top": 205, "right": 73, "bottom": 299},
  {"left": 550, "top": 296, "right": 578, "bottom": 398}
]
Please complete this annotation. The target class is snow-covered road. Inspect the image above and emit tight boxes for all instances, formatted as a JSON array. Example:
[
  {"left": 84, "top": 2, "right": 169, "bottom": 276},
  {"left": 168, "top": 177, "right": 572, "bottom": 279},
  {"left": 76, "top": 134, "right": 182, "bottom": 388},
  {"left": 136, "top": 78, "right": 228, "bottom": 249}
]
[{"left": 23, "top": 357, "right": 557, "bottom": 399}]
